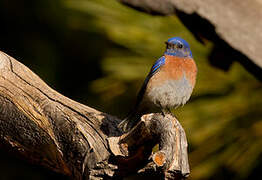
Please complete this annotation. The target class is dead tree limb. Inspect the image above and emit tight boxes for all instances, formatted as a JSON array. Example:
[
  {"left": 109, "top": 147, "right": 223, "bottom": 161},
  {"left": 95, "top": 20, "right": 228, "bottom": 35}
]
[
  {"left": 0, "top": 51, "right": 190, "bottom": 179},
  {"left": 118, "top": 0, "right": 262, "bottom": 81}
]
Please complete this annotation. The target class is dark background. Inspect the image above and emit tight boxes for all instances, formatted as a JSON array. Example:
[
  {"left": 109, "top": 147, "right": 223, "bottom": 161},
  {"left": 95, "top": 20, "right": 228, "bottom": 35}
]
[{"left": 0, "top": 0, "right": 262, "bottom": 179}]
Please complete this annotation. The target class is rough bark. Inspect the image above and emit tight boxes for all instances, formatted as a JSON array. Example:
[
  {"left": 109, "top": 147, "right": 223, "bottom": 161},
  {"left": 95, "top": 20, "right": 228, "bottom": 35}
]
[
  {"left": 119, "top": 0, "right": 262, "bottom": 81},
  {"left": 0, "top": 51, "right": 190, "bottom": 180}
]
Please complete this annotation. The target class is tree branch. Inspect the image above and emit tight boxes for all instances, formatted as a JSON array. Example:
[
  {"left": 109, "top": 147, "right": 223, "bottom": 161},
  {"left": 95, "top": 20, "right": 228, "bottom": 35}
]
[{"left": 0, "top": 51, "right": 189, "bottom": 179}]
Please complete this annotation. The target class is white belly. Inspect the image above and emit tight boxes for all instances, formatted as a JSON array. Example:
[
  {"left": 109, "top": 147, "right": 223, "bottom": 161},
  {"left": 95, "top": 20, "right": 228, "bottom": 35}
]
[{"left": 145, "top": 75, "right": 193, "bottom": 109}]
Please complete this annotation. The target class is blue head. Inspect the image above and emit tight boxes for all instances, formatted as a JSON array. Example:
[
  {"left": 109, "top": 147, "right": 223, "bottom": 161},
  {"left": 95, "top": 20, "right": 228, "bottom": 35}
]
[{"left": 164, "top": 37, "right": 193, "bottom": 58}]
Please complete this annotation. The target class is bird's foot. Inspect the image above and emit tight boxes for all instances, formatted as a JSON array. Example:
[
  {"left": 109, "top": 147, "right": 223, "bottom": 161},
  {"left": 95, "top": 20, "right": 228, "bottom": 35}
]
[{"left": 161, "top": 108, "right": 173, "bottom": 117}]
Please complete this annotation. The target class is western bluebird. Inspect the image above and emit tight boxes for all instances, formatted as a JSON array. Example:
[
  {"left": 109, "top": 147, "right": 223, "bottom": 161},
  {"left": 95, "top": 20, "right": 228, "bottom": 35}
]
[{"left": 119, "top": 37, "right": 197, "bottom": 132}]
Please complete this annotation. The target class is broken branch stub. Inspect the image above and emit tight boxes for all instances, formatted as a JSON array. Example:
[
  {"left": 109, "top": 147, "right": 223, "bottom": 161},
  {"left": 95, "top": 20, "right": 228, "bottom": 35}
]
[{"left": 109, "top": 113, "right": 190, "bottom": 179}]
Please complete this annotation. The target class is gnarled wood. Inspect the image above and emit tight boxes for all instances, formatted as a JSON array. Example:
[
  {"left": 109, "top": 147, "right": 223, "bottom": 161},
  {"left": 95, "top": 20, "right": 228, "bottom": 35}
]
[{"left": 0, "top": 51, "right": 189, "bottom": 179}]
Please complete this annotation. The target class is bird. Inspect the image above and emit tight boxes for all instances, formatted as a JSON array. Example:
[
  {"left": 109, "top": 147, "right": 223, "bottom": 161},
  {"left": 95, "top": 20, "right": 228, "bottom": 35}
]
[{"left": 119, "top": 37, "right": 197, "bottom": 132}]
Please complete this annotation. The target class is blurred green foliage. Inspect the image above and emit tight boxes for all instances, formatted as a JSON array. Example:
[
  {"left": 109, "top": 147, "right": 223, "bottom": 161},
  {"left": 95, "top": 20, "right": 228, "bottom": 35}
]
[{"left": 0, "top": 0, "right": 262, "bottom": 179}]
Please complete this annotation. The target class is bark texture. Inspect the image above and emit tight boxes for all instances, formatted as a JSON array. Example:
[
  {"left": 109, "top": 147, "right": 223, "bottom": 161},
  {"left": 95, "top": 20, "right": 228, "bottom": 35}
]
[
  {"left": 119, "top": 0, "right": 262, "bottom": 80},
  {"left": 0, "top": 51, "right": 190, "bottom": 179}
]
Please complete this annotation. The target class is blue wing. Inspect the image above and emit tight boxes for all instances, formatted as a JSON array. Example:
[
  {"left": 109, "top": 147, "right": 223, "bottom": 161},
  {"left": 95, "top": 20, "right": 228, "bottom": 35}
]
[
  {"left": 133, "top": 56, "right": 166, "bottom": 109},
  {"left": 120, "top": 56, "right": 166, "bottom": 131},
  {"left": 123, "top": 56, "right": 166, "bottom": 130},
  {"left": 149, "top": 56, "right": 166, "bottom": 77}
]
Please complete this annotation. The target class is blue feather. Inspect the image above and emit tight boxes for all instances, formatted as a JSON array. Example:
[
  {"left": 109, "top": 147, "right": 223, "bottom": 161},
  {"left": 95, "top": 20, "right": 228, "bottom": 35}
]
[
  {"left": 165, "top": 37, "right": 193, "bottom": 58},
  {"left": 150, "top": 56, "right": 165, "bottom": 76},
  {"left": 127, "top": 56, "right": 166, "bottom": 120}
]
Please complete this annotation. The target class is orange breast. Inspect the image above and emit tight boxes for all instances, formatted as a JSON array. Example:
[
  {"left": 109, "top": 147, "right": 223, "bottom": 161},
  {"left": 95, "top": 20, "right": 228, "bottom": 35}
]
[
  {"left": 146, "top": 55, "right": 197, "bottom": 91},
  {"left": 162, "top": 55, "right": 197, "bottom": 87}
]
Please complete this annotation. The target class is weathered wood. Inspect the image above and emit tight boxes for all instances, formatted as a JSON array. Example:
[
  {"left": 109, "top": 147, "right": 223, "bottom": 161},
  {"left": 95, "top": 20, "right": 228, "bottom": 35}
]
[
  {"left": 0, "top": 51, "right": 114, "bottom": 179},
  {"left": 0, "top": 51, "right": 190, "bottom": 179},
  {"left": 119, "top": 0, "right": 262, "bottom": 80},
  {"left": 108, "top": 114, "right": 190, "bottom": 179}
]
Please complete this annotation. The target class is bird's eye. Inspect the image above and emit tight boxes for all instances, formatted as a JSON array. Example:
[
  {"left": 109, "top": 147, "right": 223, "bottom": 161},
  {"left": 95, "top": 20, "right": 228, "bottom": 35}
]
[
  {"left": 166, "top": 43, "right": 172, "bottom": 49},
  {"left": 177, "top": 43, "right": 183, "bottom": 49}
]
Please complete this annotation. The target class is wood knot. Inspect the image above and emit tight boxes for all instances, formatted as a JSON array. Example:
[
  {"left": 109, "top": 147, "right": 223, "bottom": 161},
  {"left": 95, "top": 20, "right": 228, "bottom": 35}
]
[{"left": 153, "top": 151, "right": 166, "bottom": 166}]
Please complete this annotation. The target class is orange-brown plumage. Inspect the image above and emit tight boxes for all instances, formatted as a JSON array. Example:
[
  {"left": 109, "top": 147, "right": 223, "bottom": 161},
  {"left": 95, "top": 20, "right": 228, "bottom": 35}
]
[{"left": 147, "top": 55, "right": 197, "bottom": 88}]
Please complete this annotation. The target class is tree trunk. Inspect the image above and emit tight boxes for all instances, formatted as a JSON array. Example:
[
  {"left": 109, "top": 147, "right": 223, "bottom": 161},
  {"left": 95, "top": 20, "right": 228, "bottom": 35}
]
[
  {"left": 118, "top": 0, "right": 262, "bottom": 81},
  {"left": 0, "top": 51, "right": 190, "bottom": 179}
]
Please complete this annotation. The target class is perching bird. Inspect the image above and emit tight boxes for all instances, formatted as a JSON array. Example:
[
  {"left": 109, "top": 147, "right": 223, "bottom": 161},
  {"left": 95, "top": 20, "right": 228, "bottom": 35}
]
[{"left": 119, "top": 37, "right": 197, "bottom": 132}]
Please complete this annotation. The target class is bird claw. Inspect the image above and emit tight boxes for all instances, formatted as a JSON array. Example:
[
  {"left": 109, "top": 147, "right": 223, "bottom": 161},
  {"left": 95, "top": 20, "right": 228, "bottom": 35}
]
[{"left": 161, "top": 108, "right": 172, "bottom": 117}]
